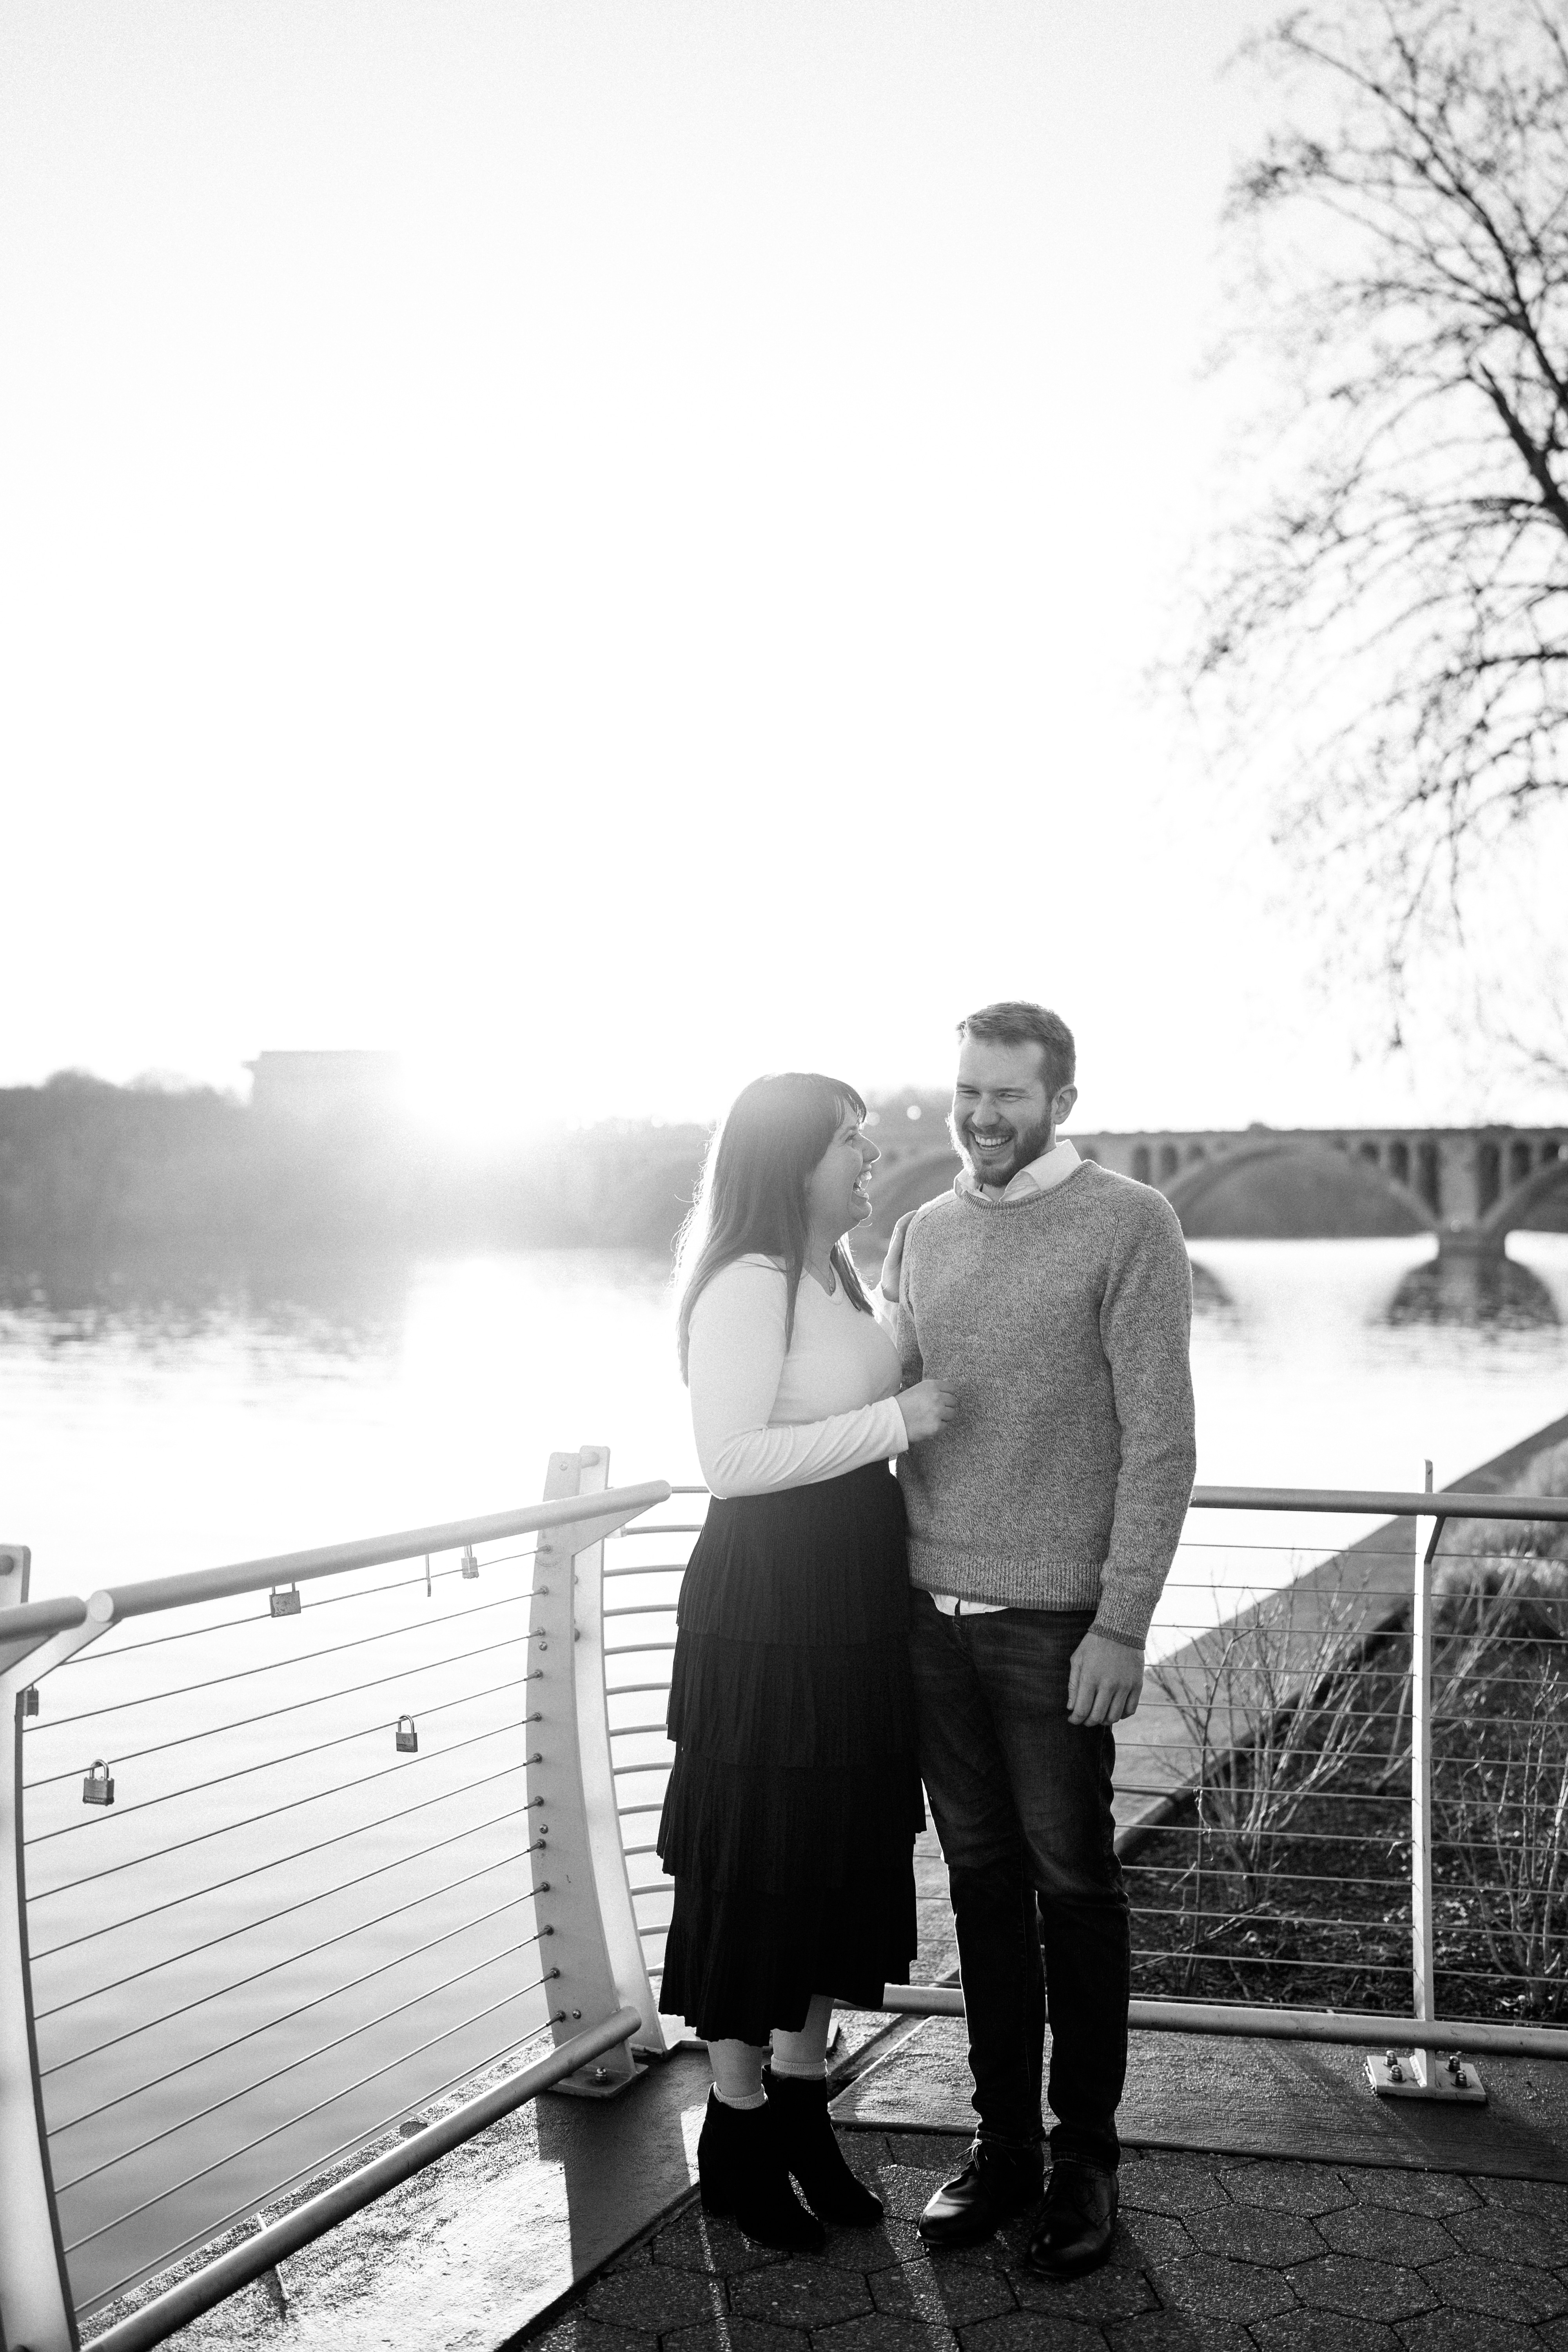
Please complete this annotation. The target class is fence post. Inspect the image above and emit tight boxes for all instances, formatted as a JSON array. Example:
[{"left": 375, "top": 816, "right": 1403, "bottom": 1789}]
[
  {"left": 1410, "top": 1459, "right": 1436, "bottom": 2087},
  {"left": 528, "top": 1450, "right": 662, "bottom": 2095},
  {"left": 0, "top": 1545, "right": 79, "bottom": 2352},
  {"left": 1365, "top": 1465, "right": 1484, "bottom": 2102}
]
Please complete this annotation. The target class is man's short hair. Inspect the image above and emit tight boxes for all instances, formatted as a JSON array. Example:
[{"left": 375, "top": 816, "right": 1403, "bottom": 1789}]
[{"left": 957, "top": 1001, "right": 1076, "bottom": 1098}]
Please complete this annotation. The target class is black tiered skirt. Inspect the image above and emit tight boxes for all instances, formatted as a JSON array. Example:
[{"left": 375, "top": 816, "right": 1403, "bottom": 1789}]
[{"left": 656, "top": 1461, "right": 924, "bottom": 2044}]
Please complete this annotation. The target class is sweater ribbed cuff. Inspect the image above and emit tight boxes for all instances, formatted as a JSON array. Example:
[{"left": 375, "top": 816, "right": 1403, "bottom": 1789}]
[
  {"left": 1088, "top": 1569, "right": 1160, "bottom": 1650},
  {"left": 1088, "top": 1619, "right": 1145, "bottom": 1652}
]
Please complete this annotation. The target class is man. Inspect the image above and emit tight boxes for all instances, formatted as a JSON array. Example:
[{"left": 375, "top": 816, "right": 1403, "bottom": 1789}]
[{"left": 886, "top": 1001, "right": 1194, "bottom": 2278}]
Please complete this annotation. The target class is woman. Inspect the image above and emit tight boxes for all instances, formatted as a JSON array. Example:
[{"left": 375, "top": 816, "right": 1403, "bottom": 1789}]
[{"left": 659, "top": 1073, "right": 953, "bottom": 2250}]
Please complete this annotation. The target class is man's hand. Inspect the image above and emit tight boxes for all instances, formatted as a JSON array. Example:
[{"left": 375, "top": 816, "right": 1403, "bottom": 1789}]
[
  {"left": 877, "top": 1209, "right": 917, "bottom": 1303},
  {"left": 1067, "top": 1630, "right": 1144, "bottom": 1727}
]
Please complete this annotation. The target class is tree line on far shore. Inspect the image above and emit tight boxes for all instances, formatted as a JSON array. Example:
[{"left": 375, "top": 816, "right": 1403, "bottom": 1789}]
[
  {"left": 0, "top": 1073, "right": 714, "bottom": 1262},
  {"left": 8, "top": 1075, "right": 1565, "bottom": 1287}
]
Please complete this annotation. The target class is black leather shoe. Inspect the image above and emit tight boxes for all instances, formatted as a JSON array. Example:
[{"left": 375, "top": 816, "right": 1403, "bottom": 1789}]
[
  {"left": 1025, "top": 2160, "right": 1118, "bottom": 2277},
  {"left": 917, "top": 2143, "right": 1044, "bottom": 2249}
]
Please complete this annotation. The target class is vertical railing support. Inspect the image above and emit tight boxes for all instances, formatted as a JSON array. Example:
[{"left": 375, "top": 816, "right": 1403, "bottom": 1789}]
[
  {"left": 528, "top": 1450, "right": 665, "bottom": 2096},
  {"left": 1365, "top": 1466, "right": 1484, "bottom": 2103},
  {"left": 1411, "top": 1459, "right": 1436, "bottom": 2078},
  {"left": 0, "top": 1545, "right": 80, "bottom": 2352}
]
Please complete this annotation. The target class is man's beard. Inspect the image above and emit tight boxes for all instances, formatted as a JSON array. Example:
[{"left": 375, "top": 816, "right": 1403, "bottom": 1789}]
[{"left": 949, "top": 1106, "right": 1056, "bottom": 1187}]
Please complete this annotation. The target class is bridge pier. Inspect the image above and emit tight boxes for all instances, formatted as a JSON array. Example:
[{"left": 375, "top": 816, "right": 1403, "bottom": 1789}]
[{"left": 1435, "top": 1227, "right": 1508, "bottom": 1262}]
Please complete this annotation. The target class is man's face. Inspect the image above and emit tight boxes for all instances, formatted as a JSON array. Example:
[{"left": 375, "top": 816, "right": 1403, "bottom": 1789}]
[{"left": 950, "top": 1035, "right": 1075, "bottom": 1189}]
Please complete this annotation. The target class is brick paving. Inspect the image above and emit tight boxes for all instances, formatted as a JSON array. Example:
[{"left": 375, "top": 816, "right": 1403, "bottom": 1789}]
[{"left": 522, "top": 2136, "right": 1568, "bottom": 2352}]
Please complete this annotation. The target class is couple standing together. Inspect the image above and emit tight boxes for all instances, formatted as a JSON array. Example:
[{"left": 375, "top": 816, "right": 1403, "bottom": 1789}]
[{"left": 657, "top": 1000, "right": 1196, "bottom": 2279}]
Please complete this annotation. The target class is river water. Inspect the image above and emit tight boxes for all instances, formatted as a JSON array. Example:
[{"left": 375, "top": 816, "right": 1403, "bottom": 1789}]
[
  {"left": 6, "top": 1234, "right": 1568, "bottom": 2319},
  {"left": 8, "top": 1236, "right": 1568, "bottom": 1604}
]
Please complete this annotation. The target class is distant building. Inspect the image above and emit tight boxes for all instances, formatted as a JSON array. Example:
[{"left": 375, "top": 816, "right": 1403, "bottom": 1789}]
[{"left": 246, "top": 1051, "right": 402, "bottom": 1123}]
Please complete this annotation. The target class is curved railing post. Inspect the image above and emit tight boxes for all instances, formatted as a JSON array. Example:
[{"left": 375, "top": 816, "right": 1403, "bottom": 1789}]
[
  {"left": 1, "top": 1545, "right": 80, "bottom": 2352},
  {"left": 528, "top": 1451, "right": 667, "bottom": 2094}
]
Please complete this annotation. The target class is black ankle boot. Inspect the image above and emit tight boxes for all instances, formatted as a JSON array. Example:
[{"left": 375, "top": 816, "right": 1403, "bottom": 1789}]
[
  {"left": 697, "top": 2089, "right": 826, "bottom": 2251},
  {"left": 763, "top": 2066, "right": 884, "bottom": 2227}
]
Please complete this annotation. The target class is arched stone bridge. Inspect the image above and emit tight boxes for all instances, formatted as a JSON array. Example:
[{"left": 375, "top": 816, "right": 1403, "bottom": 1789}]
[{"left": 870, "top": 1124, "right": 1568, "bottom": 1256}]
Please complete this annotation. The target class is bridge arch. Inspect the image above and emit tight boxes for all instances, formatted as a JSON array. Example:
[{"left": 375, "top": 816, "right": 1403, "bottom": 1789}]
[
  {"left": 869, "top": 1147, "right": 962, "bottom": 1227},
  {"left": 1160, "top": 1138, "right": 1441, "bottom": 1236},
  {"left": 868, "top": 1129, "right": 1566, "bottom": 1245},
  {"left": 1477, "top": 1152, "right": 1568, "bottom": 1243}
]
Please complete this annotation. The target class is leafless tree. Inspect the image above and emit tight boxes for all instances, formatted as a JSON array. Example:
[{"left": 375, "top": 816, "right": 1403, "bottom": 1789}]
[{"left": 1187, "top": 2, "right": 1568, "bottom": 1055}]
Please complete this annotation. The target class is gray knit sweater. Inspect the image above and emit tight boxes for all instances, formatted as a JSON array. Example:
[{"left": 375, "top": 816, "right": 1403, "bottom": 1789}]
[{"left": 893, "top": 1161, "right": 1196, "bottom": 1646}]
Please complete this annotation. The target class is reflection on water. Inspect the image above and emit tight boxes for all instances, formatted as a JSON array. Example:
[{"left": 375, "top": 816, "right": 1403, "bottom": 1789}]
[
  {"left": 1190, "top": 1260, "right": 1234, "bottom": 1318},
  {"left": 4, "top": 1247, "right": 696, "bottom": 1604},
  {"left": 0, "top": 1242, "right": 410, "bottom": 1353},
  {"left": 1388, "top": 1249, "right": 1560, "bottom": 1330},
  {"left": 4, "top": 1236, "right": 1568, "bottom": 1606}
]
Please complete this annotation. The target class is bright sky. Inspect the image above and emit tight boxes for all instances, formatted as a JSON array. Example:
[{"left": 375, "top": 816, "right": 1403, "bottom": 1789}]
[{"left": 2, "top": 1, "right": 1537, "bottom": 1137}]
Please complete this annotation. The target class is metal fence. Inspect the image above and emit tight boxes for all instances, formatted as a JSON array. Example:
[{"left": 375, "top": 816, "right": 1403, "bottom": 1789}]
[
  {"left": 0, "top": 1468, "right": 670, "bottom": 2352},
  {"left": 1116, "top": 1477, "right": 1568, "bottom": 2087},
  {"left": 580, "top": 1469, "right": 1568, "bottom": 2073},
  {"left": 599, "top": 1484, "right": 708, "bottom": 2020},
  {"left": 5, "top": 1459, "right": 1568, "bottom": 2352}
]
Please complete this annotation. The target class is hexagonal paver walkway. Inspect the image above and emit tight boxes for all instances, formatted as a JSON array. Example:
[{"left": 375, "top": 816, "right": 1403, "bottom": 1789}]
[{"left": 519, "top": 2136, "right": 1568, "bottom": 2352}]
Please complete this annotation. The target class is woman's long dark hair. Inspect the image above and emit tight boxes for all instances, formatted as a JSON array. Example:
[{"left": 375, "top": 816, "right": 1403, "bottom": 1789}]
[{"left": 675, "top": 1073, "right": 875, "bottom": 1381}]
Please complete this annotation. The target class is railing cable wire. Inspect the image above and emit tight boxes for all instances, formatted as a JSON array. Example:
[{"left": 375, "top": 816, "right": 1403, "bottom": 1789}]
[
  {"left": 52, "top": 1883, "right": 545, "bottom": 2143},
  {"left": 26, "top": 1630, "right": 535, "bottom": 1791},
  {"left": 31, "top": 1764, "right": 532, "bottom": 1965},
  {"left": 28, "top": 1706, "right": 536, "bottom": 1891},
  {"left": 29, "top": 1583, "right": 537, "bottom": 1733},
  {"left": 35, "top": 1809, "right": 537, "bottom": 2033},
  {"left": 55, "top": 1928, "right": 555, "bottom": 2200},
  {"left": 63, "top": 1963, "right": 563, "bottom": 2255},
  {"left": 27, "top": 1667, "right": 539, "bottom": 1845}
]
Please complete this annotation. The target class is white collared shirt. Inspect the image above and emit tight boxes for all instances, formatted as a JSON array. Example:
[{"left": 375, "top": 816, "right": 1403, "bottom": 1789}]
[
  {"left": 958, "top": 1134, "right": 1081, "bottom": 1207},
  {"left": 932, "top": 1137, "right": 1082, "bottom": 1614}
]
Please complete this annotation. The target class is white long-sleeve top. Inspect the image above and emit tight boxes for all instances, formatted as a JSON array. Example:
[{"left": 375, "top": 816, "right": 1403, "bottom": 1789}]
[{"left": 688, "top": 1254, "right": 909, "bottom": 1498}]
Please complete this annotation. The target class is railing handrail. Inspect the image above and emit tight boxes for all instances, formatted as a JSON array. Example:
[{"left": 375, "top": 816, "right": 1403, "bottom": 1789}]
[
  {"left": 640, "top": 1479, "right": 1568, "bottom": 1525},
  {"left": 10, "top": 1483, "right": 1557, "bottom": 1644},
  {"left": 867, "top": 1985, "right": 1568, "bottom": 2059},
  {"left": 0, "top": 1596, "right": 89, "bottom": 1644},
  {"left": 87, "top": 1482, "right": 674, "bottom": 1621},
  {"left": 1190, "top": 1482, "right": 1568, "bottom": 1522}
]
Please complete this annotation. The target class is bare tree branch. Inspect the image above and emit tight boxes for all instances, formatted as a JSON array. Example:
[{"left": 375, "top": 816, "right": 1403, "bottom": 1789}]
[{"left": 1181, "top": 2, "right": 1568, "bottom": 1050}]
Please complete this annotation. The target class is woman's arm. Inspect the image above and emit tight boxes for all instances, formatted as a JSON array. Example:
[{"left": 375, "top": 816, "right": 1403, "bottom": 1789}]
[{"left": 689, "top": 1261, "right": 908, "bottom": 1497}]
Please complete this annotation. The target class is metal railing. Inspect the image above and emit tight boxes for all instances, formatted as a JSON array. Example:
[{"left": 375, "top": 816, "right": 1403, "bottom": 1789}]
[
  {"left": 1116, "top": 1477, "right": 1568, "bottom": 2074},
  {"left": 5, "top": 1457, "right": 1568, "bottom": 2352},
  {"left": 578, "top": 1471, "right": 1568, "bottom": 2085},
  {"left": 0, "top": 1466, "right": 671, "bottom": 2352}
]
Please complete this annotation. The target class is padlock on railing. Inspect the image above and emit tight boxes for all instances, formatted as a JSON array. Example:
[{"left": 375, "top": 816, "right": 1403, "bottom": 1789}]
[
  {"left": 395, "top": 1714, "right": 419, "bottom": 1753},
  {"left": 83, "top": 1760, "right": 115, "bottom": 1806},
  {"left": 270, "top": 1585, "right": 302, "bottom": 1617},
  {"left": 23, "top": 1685, "right": 39, "bottom": 1717},
  {"left": 460, "top": 1546, "right": 479, "bottom": 1581}
]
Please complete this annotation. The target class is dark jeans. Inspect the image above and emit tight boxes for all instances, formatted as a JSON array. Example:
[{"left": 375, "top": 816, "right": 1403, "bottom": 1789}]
[{"left": 909, "top": 1592, "right": 1129, "bottom": 2173}]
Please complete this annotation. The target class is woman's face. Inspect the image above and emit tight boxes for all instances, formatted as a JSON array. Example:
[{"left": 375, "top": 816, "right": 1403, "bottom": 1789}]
[{"left": 804, "top": 1107, "right": 879, "bottom": 1241}]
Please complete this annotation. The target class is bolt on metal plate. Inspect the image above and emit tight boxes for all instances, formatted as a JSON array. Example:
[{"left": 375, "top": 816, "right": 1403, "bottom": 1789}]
[{"left": 1364, "top": 2049, "right": 1486, "bottom": 2102}]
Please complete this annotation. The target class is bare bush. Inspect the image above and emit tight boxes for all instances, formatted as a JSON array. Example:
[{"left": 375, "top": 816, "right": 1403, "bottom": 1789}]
[
  {"left": 1433, "top": 1553, "right": 1568, "bottom": 2016},
  {"left": 1151, "top": 1582, "right": 1404, "bottom": 1983}
]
